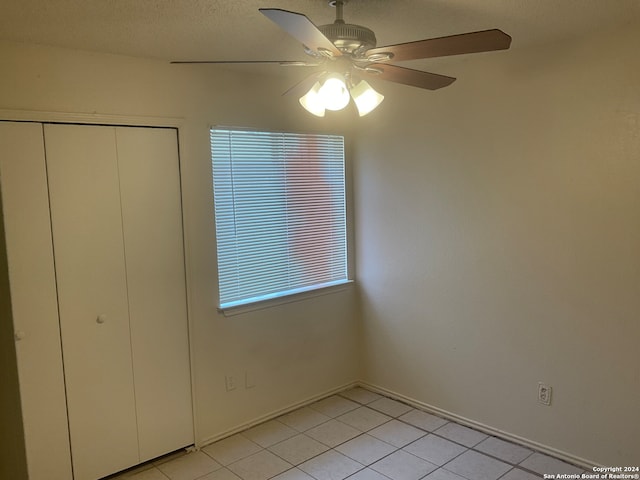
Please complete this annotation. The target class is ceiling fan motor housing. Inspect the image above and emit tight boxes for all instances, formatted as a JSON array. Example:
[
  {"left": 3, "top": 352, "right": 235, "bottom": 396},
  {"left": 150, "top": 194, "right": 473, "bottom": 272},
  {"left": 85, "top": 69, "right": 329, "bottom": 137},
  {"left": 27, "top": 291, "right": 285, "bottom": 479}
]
[{"left": 318, "top": 22, "right": 377, "bottom": 57}]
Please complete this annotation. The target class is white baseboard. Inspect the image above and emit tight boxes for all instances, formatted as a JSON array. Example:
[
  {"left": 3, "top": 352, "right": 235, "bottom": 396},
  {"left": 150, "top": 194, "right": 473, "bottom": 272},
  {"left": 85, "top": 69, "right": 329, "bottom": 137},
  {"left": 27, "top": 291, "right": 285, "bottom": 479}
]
[
  {"left": 358, "top": 381, "right": 601, "bottom": 470},
  {"left": 197, "top": 379, "right": 600, "bottom": 471},
  {"left": 198, "top": 381, "right": 359, "bottom": 447}
]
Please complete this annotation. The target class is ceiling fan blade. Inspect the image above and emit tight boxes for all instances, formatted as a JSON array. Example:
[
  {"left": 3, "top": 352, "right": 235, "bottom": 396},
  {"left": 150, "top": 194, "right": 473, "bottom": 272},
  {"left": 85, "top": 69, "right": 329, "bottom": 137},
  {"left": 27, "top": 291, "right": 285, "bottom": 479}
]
[
  {"left": 366, "top": 29, "right": 511, "bottom": 62},
  {"left": 365, "top": 64, "right": 456, "bottom": 90},
  {"left": 259, "top": 8, "right": 342, "bottom": 57},
  {"left": 282, "top": 71, "right": 325, "bottom": 97},
  {"left": 170, "top": 60, "right": 317, "bottom": 66}
]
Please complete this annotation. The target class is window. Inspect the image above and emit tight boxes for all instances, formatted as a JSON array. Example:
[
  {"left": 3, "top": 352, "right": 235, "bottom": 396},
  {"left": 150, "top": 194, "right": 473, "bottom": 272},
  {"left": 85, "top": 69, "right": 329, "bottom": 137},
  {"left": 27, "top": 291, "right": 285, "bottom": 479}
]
[{"left": 211, "top": 128, "right": 349, "bottom": 310}]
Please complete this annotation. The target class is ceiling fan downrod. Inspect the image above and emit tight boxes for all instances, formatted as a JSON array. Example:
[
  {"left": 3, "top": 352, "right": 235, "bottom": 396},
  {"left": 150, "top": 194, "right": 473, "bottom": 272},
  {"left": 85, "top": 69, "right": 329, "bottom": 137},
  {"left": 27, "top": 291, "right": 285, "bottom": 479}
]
[{"left": 329, "top": 0, "right": 345, "bottom": 24}]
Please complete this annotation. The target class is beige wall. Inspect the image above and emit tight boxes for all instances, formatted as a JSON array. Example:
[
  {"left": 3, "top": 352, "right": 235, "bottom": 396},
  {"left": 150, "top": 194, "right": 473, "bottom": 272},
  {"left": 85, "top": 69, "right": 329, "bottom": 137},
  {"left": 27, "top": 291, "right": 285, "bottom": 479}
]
[
  {"left": 354, "top": 23, "right": 640, "bottom": 466},
  {"left": 0, "top": 40, "right": 361, "bottom": 448}
]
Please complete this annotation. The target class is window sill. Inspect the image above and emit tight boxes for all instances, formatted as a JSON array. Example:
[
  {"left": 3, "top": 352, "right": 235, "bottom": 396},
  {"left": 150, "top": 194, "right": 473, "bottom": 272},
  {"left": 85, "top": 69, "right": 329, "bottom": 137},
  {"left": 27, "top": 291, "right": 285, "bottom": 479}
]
[{"left": 217, "top": 280, "right": 354, "bottom": 317}]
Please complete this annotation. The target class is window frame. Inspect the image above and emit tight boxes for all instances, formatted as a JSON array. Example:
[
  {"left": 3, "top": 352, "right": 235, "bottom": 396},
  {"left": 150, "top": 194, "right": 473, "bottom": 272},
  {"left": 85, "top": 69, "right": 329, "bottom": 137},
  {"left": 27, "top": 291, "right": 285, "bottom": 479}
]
[{"left": 210, "top": 126, "right": 354, "bottom": 315}]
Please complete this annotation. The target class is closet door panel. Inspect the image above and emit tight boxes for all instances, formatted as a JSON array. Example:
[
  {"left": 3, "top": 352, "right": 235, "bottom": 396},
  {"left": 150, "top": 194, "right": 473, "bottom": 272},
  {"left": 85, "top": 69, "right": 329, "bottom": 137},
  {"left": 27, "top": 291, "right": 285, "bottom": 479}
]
[
  {"left": 116, "top": 127, "right": 194, "bottom": 460},
  {"left": 45, "top": 124, "right": 139, "bottom": 480},
  {"left": 0, "top": 121, "right": 73, "bottom": 480}
]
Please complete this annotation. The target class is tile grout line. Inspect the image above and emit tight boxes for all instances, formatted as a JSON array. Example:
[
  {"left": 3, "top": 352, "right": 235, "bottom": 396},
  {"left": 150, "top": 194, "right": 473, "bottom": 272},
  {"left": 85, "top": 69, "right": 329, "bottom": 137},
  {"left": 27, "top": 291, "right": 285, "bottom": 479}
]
[
  {"left": 343, "top": 390, "right": 586, "bottom": 475},
  {"left": 265, "top": 393, "right": 456, "bottom": 480},
  {"left": 176, "top": 388, "right": 580, "bottom": 480},
  {"left": 256, "top": 396, "right": 415, "bottom": 480},
  {"left": 348, "top": 393, "right": 552, "bottom": 479},
  {"left": 264, "top": 421, "right": 438, "bottom": 480}
]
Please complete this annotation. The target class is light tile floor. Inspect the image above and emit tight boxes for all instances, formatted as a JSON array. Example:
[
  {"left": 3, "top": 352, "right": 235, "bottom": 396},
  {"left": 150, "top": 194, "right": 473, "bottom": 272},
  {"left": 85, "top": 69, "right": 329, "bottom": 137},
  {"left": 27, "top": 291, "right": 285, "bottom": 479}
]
[{"left": 110, "top": 387, "right": 586, "bottom": 480}]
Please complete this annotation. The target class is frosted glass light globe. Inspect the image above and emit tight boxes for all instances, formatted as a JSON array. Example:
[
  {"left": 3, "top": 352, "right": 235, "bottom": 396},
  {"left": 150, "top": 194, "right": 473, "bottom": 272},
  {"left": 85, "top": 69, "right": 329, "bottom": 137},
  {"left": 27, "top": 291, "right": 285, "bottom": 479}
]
[
  {"left": 299, "top": 82, "right": 325, "bottom": 117},
  {"left": 350, "top": 80, "right": 384, "bottom": 116},
  {"left": 319, "top": 74, "right": 350, "bottom": 111}
]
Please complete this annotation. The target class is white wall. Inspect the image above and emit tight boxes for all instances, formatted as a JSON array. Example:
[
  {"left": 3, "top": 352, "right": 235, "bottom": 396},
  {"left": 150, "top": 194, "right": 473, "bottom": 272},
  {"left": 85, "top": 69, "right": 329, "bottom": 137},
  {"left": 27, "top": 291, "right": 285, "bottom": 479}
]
[
  {"left": 354, "top": 23, "right": 640, "bottom": 466},
  {"left": 0, "top": 41, "right": 361, "bottom": 446}
]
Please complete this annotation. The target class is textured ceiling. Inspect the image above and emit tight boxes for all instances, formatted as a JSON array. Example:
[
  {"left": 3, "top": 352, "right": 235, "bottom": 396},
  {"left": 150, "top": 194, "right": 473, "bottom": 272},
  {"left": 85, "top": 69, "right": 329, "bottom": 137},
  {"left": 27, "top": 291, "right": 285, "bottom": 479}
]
[{"left": 1, "top": 0, "right": 639, "bottom": 66}]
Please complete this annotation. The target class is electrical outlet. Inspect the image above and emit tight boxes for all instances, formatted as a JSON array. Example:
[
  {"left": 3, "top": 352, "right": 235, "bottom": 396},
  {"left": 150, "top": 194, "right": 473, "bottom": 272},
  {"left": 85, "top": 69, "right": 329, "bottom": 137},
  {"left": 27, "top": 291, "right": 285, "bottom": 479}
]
[
  {"left": 538, "top": 382, "right": 552, "bottom": 406},
  {"left": 225, "top": 375, "right": 237, "bottom": 392}
]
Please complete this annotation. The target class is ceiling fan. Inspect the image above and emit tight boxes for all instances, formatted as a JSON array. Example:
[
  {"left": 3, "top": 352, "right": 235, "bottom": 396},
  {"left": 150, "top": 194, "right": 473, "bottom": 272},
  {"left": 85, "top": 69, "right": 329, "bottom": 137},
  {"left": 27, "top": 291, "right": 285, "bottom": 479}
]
[{"left": 172, "top": 0, "right": 512, "bottom": 116}]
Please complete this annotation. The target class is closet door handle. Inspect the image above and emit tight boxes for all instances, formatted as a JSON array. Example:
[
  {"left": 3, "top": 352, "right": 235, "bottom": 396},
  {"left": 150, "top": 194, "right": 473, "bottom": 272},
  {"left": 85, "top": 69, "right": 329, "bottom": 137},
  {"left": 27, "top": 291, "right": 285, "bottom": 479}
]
[{"left": 96, "top": 314, "right": 107, "bottom": 324}]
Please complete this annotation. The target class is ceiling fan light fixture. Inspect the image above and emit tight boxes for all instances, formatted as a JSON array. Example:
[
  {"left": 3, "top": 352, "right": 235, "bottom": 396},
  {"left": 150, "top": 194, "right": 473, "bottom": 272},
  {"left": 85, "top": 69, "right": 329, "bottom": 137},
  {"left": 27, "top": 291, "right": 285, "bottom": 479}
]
[
  {"left": 178, "top": 5, "right": 512, "bottom": 118},
  {"left": 299, "top": 81, "right": 326, "bottom": 117},
  {"left": 318, "top": 73, "right": 350, "bottom": 111},
  {"left": 350, "top": 80, "right": 384, "bottom": 116}
]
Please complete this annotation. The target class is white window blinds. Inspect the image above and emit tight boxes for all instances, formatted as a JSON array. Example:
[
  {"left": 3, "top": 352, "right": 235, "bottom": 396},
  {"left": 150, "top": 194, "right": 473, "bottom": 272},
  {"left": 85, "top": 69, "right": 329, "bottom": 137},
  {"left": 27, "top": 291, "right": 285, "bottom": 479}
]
[{"left": 211, "top": 128, "right": 349, "bottom": 309}]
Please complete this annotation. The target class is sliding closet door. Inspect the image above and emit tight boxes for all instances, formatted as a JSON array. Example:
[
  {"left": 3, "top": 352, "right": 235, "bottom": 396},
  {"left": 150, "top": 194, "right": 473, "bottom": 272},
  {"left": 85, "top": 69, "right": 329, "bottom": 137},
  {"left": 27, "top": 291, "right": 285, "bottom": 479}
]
[
  {"left": 46, "top": 123, "right": 193, "bottom": 480},
  {"left": 116, "top": 127, "right": 193, "bottom": 461},
  {"left": 45, "top": 124, "right": 139, "bottom": 480},
  {"left": 0, "top": 122, "right": 73, "bottom": 480}
]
